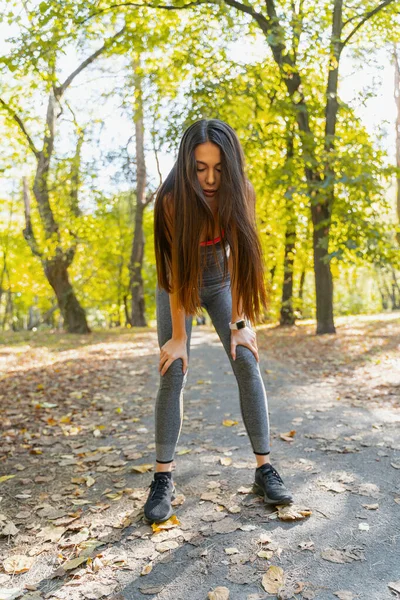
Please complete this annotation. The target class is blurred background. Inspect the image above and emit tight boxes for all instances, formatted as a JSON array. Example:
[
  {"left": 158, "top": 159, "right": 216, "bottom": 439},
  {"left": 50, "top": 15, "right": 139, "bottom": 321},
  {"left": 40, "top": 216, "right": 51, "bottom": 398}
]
[{"left": 1, "top": 0, "right": 399, "bottom": 335}]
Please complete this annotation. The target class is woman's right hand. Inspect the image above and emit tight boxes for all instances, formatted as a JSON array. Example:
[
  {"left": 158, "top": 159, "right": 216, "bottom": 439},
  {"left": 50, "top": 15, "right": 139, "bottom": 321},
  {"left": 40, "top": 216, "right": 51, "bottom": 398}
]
[{"left": 159, "top": 337, "right": 188, "bottom": 376}]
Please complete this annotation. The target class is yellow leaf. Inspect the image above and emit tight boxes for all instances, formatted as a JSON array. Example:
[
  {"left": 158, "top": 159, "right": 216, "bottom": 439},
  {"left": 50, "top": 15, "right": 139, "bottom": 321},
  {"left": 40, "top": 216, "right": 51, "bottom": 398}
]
[
  {"left": 0, "top": 475, "right": 15, "bottom": 484},
  {"left": 131, "top": 464, "right": 154, "bottom": 474},
  {"left": 104, "top": 493, "right": 123, "bottom": 500},
  {"left": 63, "top": 555, "right": 88, "bottom": 571},
  {"left": 151, "top": 514, "right": 180, "bottom": 533},
  {"left": 141, "top": 562, "right": 153, "bottom": 575},
  {"left": 257, "top": 550, "right": 274, "bottom": 559},
  {"left": 177, "top": 449, "right": 191, "bottom": 455},
  {"left": 261, "top": 565, "right": 285, "bottom": 593},
  {"left": 224, "top": 547, "right": 239, "bottom": 554},
  {"left": 222, "top": 419, "right": 238, "bottom": 427}
]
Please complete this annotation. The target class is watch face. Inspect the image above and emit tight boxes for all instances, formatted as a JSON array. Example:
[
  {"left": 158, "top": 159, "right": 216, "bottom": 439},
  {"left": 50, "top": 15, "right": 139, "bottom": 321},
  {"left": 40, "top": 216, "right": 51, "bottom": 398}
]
[{"left": 237, "top": 320, "right": 246, "bottom": 329}]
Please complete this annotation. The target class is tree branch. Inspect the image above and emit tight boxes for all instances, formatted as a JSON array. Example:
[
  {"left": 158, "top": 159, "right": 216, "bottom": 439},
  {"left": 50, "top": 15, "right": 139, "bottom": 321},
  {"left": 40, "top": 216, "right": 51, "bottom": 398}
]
[
  {"left": 79, "top": 0, "right": 208, "bottom": 24},
  {"left": 341, "top": 0, "right": 396, "bottom": 48},
  {"left": 57, "top": 25, "right": 126, "bottom": 97},
  {"left": 0, "top": 98, "right": 39, "bottom": 158}
]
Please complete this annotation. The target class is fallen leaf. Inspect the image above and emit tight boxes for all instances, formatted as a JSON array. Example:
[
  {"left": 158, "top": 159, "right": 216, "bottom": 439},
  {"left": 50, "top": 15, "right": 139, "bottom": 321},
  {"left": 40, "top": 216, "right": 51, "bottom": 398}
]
[
  {"left": 151, "top": 515, "right": 180, "bottom": 533},
  {"left": 259, "top": 532, "right": 273, "bottom": 544},
  {"left": 279, "top": 430, "right": 296, "bottom": 442},
  {"left": 3, "top": 555, "right": 35, "bottom": 574},
  {"left": 257, "top": 550, "right": 274, "bottom": 559},
  {"left": 0, "top": 522, "right": 19, "bottom": 536},
  {"left": 220, "top": 457, "right": 232, "bottom": 466},
  {"left": 237, "top": 486, "right": 252, "bottom": 494},
  {"left": 222, "top": 420, "right": 238, "bottom": 427},
  {"left": 299, "top": 541, "right": 314, "bottom": 551},
  {"left": 224, "top": 547, "right": 239, "bottom": 555},
  {"left": 171, "top": 493, "right": 185, "bottom": 506},
  {"left": 37, "top": 526, "right": 66, "bottom": 542},
  {"left": 141, "top": 562, "right": 153, "bottom": 575},
  {"left": 0, "top": 476, "right": 15, "bottom": 484},
  {"left": 388, "top": 582, "right": 400, "bottom": 594},
  {"left": 276, "top": 504, "right": 312, "bottom": 521},
  {"left": 261, "top": 565, "right": 285, "bottom": 593},
  {"left": 207, "top": 586, "right": 230, "bottom": 600},
  {"left": 155, "top": 540, "right": 179, "bottom": 552},
  {"left": 62, "top": 555, "right": 88, "bottom": 571},
  {"left": 131, "top": 464, "right": 154, "bottom": 473},
  {"left": 356, "top": 483, "right": 380, "bottom": 498},
  {"left": 321, "top": 546, "right": 365, "bottom": 563}
]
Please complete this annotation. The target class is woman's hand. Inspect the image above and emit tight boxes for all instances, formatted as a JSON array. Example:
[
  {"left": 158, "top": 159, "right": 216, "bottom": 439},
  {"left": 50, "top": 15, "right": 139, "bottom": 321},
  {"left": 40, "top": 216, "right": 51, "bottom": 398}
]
[
  {"left": 159, "top": 337, "right": 188, "bottom": 376},
  {"left": 231, "top": 326, "right": 259, "bottom": 362}
]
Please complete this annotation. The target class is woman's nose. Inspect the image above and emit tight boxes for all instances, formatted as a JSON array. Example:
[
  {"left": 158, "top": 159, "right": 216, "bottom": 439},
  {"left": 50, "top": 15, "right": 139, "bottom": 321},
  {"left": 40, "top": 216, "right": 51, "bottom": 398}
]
[{"left": 206, "top": 170, "right": 215, "bottom": 185}]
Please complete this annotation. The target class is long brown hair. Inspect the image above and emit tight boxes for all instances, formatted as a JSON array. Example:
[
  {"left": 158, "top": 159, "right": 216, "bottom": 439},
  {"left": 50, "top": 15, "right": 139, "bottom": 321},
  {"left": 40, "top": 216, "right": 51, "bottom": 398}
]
[{"left": 154, "top": 118, "right": 269, "bottom": 324}]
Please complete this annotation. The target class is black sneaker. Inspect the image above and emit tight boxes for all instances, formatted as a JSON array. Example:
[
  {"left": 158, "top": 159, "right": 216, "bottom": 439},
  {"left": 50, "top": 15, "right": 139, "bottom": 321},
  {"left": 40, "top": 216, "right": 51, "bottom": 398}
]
[
  {"left": 252, "top": 463, "right": 293, "bottom": 505},
  {"left": 143, "top": 472, "right": 176, "bottom": 523}
]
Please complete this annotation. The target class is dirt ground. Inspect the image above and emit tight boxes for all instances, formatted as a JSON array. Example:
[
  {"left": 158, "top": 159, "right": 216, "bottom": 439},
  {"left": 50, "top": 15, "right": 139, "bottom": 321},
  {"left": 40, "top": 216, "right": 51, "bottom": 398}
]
[{"left": 0, "top": 313, "right": 399, "bottom": 600}]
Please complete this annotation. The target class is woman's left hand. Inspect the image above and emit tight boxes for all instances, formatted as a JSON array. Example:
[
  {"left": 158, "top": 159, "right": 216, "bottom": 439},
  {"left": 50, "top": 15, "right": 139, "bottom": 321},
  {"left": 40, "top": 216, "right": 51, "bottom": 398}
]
[{"left": 230, "top": 326, "right": 259, "bottom": 362}]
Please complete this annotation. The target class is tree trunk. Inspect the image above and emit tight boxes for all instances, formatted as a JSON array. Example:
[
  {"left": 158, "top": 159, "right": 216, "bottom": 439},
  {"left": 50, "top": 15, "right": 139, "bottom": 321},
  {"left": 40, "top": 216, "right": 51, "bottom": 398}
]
[
  {"left": 44, "top": 253, "right": 90, "bottom": 333},
  {"left": 298, "top": 268, "right": 306, "bottom": 317},
  {"left": 394, "top": 45, "right": 400, "bottom": 244},
  {"left": 280, "top": 128, "right": 297, "bottom": 326},
  {"left": 258, "top": 0, "right": 338, "bottom": 333},
  {"left": 24, "top": 99, "right": 91, "bottom": 335},
  {"left": 129, "top": 57, "right": 147, "bottom": 327}
]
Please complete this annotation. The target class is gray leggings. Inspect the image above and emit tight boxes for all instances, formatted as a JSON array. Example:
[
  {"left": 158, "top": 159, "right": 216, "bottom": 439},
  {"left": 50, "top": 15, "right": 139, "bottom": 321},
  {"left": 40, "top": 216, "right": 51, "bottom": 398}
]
[{"left": 155, "top": 240, "right": 270, "bottom": 463}]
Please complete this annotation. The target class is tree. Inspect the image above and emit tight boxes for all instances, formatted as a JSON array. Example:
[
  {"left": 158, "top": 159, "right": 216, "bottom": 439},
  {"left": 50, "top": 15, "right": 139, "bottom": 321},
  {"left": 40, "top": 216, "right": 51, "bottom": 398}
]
[
  {"left": 0, "top": 4, "right": 125, "bottom": 332},
  {"left": 114, "top": 0, "right": 398, "bottom": 333}
]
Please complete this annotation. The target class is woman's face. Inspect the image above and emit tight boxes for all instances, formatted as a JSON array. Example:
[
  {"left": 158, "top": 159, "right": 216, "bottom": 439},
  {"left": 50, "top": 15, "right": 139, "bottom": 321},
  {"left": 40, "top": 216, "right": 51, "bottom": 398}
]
[{"left": 194, "top": 141, "right": 221, "bottom": 201}]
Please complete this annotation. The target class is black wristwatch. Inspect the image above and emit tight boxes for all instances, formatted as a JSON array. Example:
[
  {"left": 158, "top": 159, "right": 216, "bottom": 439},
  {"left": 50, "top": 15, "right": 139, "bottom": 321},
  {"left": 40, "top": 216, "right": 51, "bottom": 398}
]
[{"left": 229, "top": 319, "right": 246, "bottom": 330}]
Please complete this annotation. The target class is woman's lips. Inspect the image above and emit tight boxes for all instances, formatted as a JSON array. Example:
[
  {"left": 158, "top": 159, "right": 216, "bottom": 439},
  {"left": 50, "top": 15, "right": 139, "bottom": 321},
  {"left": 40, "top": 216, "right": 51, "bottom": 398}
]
[{"left": 204, "top": 189, "right": 217, "bottom": 196}]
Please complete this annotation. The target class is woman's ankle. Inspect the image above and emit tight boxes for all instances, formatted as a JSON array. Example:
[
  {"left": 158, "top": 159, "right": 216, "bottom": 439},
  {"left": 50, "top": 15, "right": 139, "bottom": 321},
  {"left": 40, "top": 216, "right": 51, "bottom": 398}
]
[{"left": 155, "top": 460, "right": 173, "bottom": 473}]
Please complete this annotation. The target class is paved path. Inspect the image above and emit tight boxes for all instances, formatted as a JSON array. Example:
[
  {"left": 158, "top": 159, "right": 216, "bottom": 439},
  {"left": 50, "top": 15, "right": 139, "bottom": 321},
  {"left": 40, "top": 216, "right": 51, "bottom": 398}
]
[
  {"left": 116, "top": 326, "right": 400, "bottom": 600},
  {"left": 3, "top": 324, "right": 399, "bottom": 600}
]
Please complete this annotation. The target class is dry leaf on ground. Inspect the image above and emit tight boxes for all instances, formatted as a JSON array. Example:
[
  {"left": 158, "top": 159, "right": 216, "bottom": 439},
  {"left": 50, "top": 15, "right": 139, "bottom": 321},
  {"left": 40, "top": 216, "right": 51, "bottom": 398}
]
[
  {"left": 208, "top": 586, "right": 230, "bottom": 600},
  {"left": 3, "top": 555, "right": 35, "bottom": 574},
  {"left": 280, "top": 430, "right": 296, "bottom": 442},
  {"left": 261, "top": 565, "right": 285, "bottom": 593},
  {"left": 388, "top": 581, "right": 400, "bottom": 594},
  {"left": 276, "top": 504, "right": 312, "bottom": 520},
  {"left": 321, "top": 546, "right": 365, "bottom": 563}
]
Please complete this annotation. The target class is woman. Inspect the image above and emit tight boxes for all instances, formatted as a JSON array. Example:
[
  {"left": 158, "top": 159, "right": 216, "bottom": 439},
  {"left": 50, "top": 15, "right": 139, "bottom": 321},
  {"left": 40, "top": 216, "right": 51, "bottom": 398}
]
[{"left": 144, "top": 119, "right": 293, "bottom": 524}]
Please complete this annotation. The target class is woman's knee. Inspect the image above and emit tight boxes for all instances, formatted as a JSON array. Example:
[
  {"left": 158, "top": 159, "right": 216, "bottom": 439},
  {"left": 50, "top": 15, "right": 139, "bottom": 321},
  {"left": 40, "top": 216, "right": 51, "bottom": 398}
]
[
  {"left": 232, "top": 344, "right": 258, "bottom": 372},
  {"left": 159, "top": 357, "right": 189, "bottom": 385}
]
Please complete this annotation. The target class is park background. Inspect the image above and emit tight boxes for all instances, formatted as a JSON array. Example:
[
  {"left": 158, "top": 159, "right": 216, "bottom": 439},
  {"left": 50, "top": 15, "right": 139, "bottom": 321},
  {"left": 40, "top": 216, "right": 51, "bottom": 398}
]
[
  {"left": 1, "top": 3, "right": 400, "bottom": 599},
  {"left": 1, "top": 0, "right": 400, "bottom": 336}
]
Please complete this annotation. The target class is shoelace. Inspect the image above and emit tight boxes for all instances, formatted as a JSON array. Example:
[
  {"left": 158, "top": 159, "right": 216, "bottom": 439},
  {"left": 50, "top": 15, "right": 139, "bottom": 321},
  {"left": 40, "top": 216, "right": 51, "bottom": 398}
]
[
  {"left": 150, "top": 476, "right": 171, "bottom": 500},
  {"left": 261, "top": 465, "right": 284, "bottom": 485}
]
